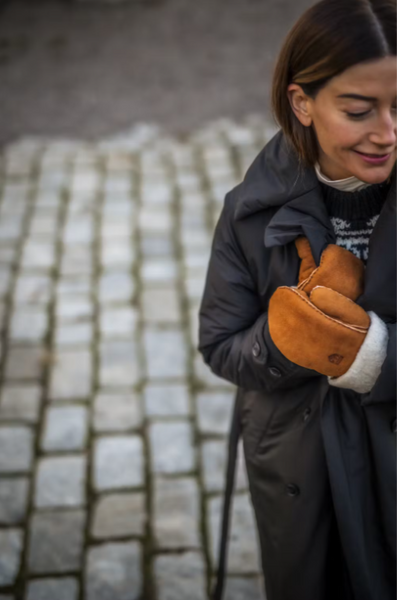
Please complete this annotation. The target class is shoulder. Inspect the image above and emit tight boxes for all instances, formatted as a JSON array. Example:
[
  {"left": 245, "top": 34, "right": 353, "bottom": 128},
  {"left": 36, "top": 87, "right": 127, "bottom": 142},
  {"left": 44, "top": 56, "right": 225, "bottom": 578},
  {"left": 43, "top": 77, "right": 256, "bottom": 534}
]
[
  {"left": 209, "top": 184, "right": 276, "bottom": 288},
  {"left": 219, "top": 181, "right": 278, "bottom": 246},
  {"left": 221, "top": 179, "right": 278, "bottom": 225}
]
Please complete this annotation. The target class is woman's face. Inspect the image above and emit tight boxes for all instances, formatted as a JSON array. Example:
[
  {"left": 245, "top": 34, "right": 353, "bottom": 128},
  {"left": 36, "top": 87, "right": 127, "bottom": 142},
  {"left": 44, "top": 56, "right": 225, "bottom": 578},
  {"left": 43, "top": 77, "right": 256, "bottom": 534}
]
[{"left": 288, "top": 56, "right": 396, "bottom": 182}]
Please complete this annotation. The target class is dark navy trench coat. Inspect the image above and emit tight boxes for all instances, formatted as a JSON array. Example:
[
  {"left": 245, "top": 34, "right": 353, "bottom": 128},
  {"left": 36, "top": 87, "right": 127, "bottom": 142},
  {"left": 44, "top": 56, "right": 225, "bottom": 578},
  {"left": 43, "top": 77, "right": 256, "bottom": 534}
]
[{"left": 199, "top": 130, "right": 396, "bottom": 600}]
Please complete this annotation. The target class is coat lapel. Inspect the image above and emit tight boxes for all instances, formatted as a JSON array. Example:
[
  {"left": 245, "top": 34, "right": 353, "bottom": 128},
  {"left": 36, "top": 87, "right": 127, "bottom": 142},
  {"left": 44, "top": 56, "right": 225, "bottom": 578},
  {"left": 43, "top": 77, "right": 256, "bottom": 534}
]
[
  {"left": 358, "top": 177, "right": 396, "bottom": 321},
  {"left": 264, "top": 185, "right": 335, "bottom": 265}
]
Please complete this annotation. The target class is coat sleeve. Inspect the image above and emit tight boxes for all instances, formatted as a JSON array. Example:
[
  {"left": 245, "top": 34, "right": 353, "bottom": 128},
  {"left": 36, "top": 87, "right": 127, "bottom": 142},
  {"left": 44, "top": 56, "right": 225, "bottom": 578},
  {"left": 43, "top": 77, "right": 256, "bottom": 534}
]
[
  {"left": 198, "top": 193, "right": 321, "bottom": 392},
  {"left": 362, "top": 322, "right": 396, "bottom": 404},
  {"left": 328, "top": 311, "right": 389, "bottom": 395}
]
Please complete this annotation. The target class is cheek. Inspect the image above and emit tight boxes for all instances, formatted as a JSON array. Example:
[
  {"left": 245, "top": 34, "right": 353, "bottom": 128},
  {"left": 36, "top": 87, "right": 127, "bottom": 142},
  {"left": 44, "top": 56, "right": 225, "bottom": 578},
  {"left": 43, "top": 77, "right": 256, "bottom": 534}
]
[{"left": 316, "top": 115, "right": 362, "bottom": 152}]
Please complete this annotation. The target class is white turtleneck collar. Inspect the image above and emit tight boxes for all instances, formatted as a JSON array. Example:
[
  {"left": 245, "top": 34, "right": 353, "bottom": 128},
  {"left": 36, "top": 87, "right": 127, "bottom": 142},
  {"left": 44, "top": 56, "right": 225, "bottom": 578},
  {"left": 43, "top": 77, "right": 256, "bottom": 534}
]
[{"left": 314, "top": 161, "right": 371, "bottom": 192}]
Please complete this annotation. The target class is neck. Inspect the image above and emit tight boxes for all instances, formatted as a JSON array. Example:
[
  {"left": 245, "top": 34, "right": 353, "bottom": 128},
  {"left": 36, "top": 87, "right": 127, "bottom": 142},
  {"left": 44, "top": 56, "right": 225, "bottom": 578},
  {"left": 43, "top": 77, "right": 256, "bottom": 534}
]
[
  {"left": 317, "top": 156, "right": 355, "bottom": 181},
  {"left": 314, "top": 162, "right": 370, "bottom": 193}
]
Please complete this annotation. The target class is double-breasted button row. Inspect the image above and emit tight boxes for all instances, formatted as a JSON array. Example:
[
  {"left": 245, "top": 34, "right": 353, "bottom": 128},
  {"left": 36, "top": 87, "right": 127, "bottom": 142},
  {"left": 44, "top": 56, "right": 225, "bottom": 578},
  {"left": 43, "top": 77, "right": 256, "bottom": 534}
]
[
  {"left": 251, "top": 342, "right": 282, "bottom": 378},
  {"left": 286, "top": 483, "right": 300, "bottom": 497},
  {"left": 252, "top": 342, "right": 261, "bottom": 357},
  {"left": 268, "top": 367, "right": 281, "bottom": 378}
]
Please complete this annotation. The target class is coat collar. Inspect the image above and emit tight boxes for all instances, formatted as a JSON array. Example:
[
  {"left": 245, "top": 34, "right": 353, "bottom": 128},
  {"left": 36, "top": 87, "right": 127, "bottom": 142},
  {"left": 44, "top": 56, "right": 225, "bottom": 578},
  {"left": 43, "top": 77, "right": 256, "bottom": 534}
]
[
  {"left": 234, "top": 129, "right": 319, "bottom": 219},
  {"left": 360, "top": 174, "right": 396, "bottom": 320},
  {"left": 234, "top": 129, "right": 334, "bottom": 264}
]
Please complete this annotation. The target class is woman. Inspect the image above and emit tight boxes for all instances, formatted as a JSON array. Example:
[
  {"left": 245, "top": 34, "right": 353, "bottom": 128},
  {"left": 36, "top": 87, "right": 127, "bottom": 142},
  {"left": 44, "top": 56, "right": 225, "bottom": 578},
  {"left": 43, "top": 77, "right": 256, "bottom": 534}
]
[{"left": 198, "top": 1, "right": 396, "bottom": 599}]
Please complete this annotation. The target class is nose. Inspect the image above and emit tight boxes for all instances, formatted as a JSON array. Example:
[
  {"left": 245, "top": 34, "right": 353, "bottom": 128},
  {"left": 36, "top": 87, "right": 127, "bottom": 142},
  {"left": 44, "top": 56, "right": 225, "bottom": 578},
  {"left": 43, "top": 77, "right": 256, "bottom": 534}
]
[{"left": 369, "top": 109, "right": 396, "bottom": 150}]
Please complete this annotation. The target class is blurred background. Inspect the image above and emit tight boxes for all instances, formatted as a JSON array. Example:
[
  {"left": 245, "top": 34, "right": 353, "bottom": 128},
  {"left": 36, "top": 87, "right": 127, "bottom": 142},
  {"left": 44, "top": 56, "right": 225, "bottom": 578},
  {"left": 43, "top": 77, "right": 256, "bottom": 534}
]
[
  {"left": 0, "top": 0, "right": 313, "bottom": 144},
  {"left": 0, "top": 1, "right": 312, "bottom": 599}
]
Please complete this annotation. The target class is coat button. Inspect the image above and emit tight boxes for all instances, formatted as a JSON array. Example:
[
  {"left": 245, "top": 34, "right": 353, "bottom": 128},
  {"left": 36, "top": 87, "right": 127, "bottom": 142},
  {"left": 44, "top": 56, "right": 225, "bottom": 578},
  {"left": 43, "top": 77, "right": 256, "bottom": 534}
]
[
  {"left": 269, "top": 367, "right": 281, "bottom": 378},
  {"left": 252, "top": 342, "right": 261, "bottom": 358},
  {"left": 286, "top": 483, "right": 300, "bottom": 497},
  {"left": 303, "top": 407, "right": 312, "bottom": 422},
  {"left": 391, "top": 418, "right": 397, "bottom": 433}
]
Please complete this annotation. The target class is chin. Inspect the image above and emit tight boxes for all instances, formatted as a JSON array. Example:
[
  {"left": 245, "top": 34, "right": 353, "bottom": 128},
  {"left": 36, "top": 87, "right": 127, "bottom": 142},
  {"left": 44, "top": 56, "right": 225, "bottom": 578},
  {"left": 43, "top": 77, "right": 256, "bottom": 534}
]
[
  {"left": 352, "top": 156, "right": 396, "bottom": 185},
  {"left": 357, "top": 166, "right": 395, "bottom": 185}
]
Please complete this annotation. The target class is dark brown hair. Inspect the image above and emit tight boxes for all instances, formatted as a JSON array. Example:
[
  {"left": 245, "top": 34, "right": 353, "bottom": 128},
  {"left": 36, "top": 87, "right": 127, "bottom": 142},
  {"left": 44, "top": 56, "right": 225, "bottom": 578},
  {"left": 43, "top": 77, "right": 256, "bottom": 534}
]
[{"left": 271, "top": 0, "right": 396, "bottom": 168}]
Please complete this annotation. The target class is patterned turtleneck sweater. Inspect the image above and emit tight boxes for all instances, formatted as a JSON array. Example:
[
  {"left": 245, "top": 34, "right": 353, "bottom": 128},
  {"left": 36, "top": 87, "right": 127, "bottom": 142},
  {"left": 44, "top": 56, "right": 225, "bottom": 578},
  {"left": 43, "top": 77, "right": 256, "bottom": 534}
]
[
  {"left": 314, "top": 162, "right": 392, "bottom": 264},
  {"left": 313, "top": 162, "right": 393, "bottom": 395}
]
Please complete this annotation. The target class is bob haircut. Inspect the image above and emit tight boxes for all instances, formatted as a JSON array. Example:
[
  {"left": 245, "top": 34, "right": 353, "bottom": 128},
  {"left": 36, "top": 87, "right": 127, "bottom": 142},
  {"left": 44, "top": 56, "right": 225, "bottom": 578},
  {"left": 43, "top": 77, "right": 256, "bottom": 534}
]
[{"left": 271, "top": 0, "right": 396, "bottom": 168}]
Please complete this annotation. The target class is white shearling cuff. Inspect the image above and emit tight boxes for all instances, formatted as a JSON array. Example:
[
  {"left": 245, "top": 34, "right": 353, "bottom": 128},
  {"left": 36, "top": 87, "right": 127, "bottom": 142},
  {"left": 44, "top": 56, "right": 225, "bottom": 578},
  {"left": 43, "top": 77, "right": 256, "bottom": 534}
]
[{"left": 328, "top": 311, "right": 389, "bottom": 394}]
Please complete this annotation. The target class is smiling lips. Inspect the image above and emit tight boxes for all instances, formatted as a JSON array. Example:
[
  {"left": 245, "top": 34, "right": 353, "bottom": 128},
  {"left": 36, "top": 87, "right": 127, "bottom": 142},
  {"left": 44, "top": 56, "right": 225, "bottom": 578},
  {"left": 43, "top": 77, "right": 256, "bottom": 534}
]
[
  {"left": 353, "top": 150, "right": 392, "bottom": 165},
  {"left": 361, "top": 153, "right": 388, "bottom": 157},
  {"left": 355, "top": 150, "right": 394, "bottom": 157},
  {"left": 359, "top": 152, "right": 389, "bottom": 158}
]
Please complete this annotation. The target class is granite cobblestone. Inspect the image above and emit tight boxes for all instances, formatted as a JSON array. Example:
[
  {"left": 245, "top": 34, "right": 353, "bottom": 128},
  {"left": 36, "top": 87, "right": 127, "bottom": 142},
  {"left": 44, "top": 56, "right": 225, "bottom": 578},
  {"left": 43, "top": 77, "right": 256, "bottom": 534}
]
[
  {"left": 0, "top": 117, "right": 270, "bottom": 599},
  {"left": 34, "top": 455, "right": 86, "bottom": 508},
  {"left": 28, "top": 510, "right": 85, "bottom": 574},
  {"left": 0, "top": 478, "right": 29, "bottom": 524},
  {"left": 91, "top": 492, "right": 145, "bottom": 539},
  {"left": 153, "top": 477, "right": 201, "bottom": 549},
  {"left": 85, "top": 541, "right": 142, "bottom": 600},
  {"left": 41, "top": 405, "right": 88, "bottom": 451},
  {"left": 149, "top": 421, "right": 195, "bottom": 474},
  {"left": 49, "top": 349, "right": 92, "bottom": 401},
  {"left": 0, "top": 384, "right": 41, "bottom": 423},
  {"left": 93, "top": 436, "right": 144, "bottom": 491},
  {"left": 93, "top": 392, "right": 142, "bottom": 432},
  {"left": 0, "top": 529, "right": 23, "bottom": 586},
  {"left": 26, "top": 577, "right": 79, "bottom": 600},
  {"left": 144, "top": 383, "right": 190, "bottom": 417},
  {"left": 0, "top": 426, "right": 33, "bottom": 473},
  {"left": 154, "top": 552, "right": 207, "bottom": 600}
]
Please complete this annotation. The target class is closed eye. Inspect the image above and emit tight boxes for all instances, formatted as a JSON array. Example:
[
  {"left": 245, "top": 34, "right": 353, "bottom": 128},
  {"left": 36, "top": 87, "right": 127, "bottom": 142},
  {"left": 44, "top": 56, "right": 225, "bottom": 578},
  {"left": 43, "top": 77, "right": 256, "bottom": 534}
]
[
  {"left": 346, "top": 107, "right": 397, "bottom": 119},
  {"left": 346, "top": 111, "right": 371, "bottom": 118}
]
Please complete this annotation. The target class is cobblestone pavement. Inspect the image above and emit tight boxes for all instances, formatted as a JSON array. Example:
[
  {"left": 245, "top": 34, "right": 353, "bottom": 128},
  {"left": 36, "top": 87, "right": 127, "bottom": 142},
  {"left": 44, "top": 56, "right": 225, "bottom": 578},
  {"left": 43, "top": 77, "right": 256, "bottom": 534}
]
[{"left": 0, "top": 116, "right": 278, "bottom": 600}]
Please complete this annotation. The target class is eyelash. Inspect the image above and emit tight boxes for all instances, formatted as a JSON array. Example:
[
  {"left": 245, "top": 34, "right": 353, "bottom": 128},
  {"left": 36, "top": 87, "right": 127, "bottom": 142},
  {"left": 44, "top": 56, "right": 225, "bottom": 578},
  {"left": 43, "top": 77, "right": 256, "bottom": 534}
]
[
  {"left": 346, "top": 107, "right": 397, "bottom": 119},
  {"left": 346, "top": 111, "right": 370, "bottom": 119}
]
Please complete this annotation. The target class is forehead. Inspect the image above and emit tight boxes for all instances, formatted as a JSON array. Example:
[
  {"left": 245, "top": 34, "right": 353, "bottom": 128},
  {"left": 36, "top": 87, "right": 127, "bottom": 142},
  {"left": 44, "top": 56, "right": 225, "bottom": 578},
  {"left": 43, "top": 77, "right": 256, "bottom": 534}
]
[{"left": 326, "top": 56, "right": 396, "bottom": 98}]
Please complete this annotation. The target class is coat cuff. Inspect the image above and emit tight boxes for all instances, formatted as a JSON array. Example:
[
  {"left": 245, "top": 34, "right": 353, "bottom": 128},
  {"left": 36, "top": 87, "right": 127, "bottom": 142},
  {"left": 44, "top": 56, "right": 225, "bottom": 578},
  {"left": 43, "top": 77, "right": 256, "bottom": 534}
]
[{"left": 328, "top": 311, "right": 388, "bottom": 394}]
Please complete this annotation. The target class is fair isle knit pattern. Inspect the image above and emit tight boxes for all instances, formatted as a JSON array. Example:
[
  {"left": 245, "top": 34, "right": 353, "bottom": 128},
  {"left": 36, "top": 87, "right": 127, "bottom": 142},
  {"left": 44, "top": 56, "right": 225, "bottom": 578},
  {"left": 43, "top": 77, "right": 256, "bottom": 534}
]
[
  {"left": 329, "top": 214, "right": 380, "bottom": 262},
  {"left": 319, "top": 180, "right": 392, "bottom": 264}
]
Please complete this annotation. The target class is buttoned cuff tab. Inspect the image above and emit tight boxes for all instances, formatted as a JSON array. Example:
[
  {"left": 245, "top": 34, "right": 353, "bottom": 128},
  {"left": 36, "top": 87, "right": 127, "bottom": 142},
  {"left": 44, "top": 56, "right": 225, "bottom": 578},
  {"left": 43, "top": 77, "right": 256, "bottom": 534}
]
[{"left": 328, "top": 311, "right": 388, "bottom": 394}]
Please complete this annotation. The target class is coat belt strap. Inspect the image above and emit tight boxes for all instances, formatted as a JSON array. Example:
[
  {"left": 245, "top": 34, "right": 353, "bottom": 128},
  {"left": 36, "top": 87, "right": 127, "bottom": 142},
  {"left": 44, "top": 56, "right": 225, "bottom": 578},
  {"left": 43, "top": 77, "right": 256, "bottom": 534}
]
[{"left": 211, "top": 388, "right": 242, "bottom": 600}]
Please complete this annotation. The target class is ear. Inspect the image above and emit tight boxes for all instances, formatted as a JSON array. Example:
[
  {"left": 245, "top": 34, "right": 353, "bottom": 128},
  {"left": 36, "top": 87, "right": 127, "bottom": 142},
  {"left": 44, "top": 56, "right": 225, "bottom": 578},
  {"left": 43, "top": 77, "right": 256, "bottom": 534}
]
[{"left": 287, "top": 84, "right": 312, "bottom": 127}]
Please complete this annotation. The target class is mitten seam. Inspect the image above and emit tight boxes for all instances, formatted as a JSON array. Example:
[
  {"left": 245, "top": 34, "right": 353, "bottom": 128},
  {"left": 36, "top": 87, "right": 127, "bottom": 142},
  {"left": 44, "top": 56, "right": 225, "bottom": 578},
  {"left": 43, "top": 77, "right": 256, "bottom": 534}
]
[
  {"left": 298, "top": 243, "right": 331, "bottom": 290},
  {"left": 309, "top": 286, "right": 368, "bottom": 331},
  {"left": 278, "top": 286, "right": 369, "bottom": 334}
]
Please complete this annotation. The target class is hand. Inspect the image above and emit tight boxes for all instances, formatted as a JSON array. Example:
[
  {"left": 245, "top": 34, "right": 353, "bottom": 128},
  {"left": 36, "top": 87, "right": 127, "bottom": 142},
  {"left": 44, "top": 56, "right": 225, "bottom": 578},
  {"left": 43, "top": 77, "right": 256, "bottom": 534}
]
[
  {"left": 268, "top": 238, "right": 368, "bottom": 377},
  {"left": 268, "top": 284, "right": 370, "bottom": 377},
  {"left": 295, "top": 236, "right": 365, "bottom": 301}
]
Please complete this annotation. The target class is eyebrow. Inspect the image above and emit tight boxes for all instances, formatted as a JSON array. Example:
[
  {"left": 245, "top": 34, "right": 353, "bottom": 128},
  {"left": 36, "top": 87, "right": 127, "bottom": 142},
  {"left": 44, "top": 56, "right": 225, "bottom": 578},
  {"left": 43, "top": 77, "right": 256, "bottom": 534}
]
[{"left": 337, "top": 94, "right": 378, "bottom": 101}]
